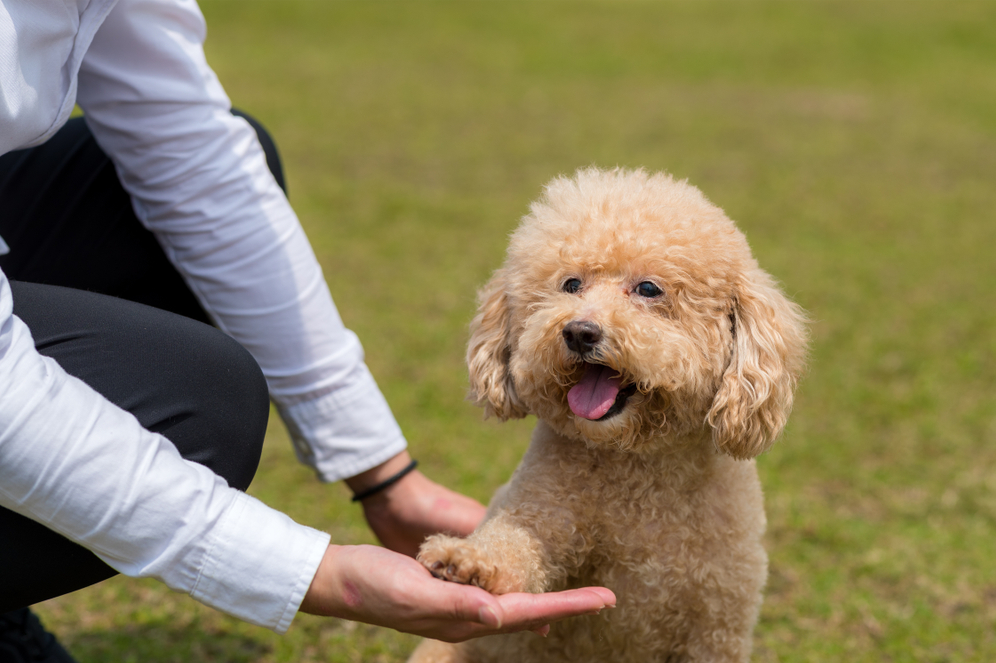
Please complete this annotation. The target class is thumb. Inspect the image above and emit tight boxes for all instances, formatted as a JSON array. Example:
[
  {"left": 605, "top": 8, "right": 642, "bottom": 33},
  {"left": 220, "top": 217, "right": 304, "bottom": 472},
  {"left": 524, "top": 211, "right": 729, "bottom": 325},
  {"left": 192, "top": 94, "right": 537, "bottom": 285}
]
[
  {"left": 477, "top": 602, "right": 502, "bottom": 628},
  {"left": 437, "top": 581, "right": 504, "bottom": 628}
]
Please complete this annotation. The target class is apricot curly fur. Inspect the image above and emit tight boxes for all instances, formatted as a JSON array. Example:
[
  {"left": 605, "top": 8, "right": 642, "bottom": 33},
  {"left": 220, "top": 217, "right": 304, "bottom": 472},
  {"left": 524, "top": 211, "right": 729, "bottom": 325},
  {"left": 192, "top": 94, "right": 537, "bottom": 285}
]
[{"left": 411, "top": 168, "right": 808, "bottom": 663}]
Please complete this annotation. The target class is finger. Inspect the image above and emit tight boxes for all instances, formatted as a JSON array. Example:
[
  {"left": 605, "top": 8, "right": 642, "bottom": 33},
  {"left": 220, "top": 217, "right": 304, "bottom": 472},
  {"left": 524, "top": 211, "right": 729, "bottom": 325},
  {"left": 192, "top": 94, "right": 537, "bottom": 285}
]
[
  {"left": 576, "top": 586, "right": 616, "bottom": 607},
  {"left": 491, "top": 587, "right": 616, "bottom": 629},
  {"left": 506, "top": 586, "right": 616, "bottom": 614}
]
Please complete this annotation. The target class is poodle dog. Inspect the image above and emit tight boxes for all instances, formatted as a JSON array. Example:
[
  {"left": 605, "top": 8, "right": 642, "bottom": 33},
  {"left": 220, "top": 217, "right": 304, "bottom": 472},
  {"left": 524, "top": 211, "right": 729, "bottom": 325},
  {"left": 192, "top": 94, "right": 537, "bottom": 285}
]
[{"left": 410, "top": 168, "right": 807, "bottom": 663}]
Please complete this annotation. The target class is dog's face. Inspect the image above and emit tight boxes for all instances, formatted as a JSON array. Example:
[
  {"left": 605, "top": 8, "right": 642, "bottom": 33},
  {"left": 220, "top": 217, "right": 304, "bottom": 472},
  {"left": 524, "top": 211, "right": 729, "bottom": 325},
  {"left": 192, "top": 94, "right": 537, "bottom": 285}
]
[{"left": 468, "top": 168, "right": 807, "bottom": 457}]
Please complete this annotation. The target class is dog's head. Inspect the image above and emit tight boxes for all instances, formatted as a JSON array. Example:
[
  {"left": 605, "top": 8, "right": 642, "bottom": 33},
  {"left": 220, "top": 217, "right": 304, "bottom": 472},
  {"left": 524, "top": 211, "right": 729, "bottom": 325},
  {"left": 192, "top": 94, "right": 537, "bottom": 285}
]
[{"left": 467, "top": 168, "right": 807, "bottom": 457}]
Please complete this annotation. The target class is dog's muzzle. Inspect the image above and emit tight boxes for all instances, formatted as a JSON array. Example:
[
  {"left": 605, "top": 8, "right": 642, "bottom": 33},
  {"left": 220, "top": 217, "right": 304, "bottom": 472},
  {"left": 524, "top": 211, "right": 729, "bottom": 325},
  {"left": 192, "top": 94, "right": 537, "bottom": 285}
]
[{"left": 562, "top": 320, "right": 637, "bottom": 421}]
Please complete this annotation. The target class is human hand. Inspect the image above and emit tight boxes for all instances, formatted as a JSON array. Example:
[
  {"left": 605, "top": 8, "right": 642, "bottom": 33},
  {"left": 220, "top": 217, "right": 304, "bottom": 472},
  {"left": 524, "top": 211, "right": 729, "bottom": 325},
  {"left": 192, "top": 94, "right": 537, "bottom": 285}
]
[
  {"left": 345, "top": 452, "right": 487, "bottom": 557},
  {"left": 299, "top": 544, "right": 615, "bottom": 641}
]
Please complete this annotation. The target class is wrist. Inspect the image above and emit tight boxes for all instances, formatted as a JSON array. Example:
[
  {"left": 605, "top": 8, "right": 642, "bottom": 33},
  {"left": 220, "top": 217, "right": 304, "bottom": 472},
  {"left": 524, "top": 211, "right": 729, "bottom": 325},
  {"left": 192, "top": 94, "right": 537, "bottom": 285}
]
[
  {"left": 350, "top": 459, "right": 419, "bottom": 503},
  {"left": 344, "top": 451, "right": 415, "bottom": 501},
  {"left": 300, "top": 544, "right": 346, "bottom": 617}
]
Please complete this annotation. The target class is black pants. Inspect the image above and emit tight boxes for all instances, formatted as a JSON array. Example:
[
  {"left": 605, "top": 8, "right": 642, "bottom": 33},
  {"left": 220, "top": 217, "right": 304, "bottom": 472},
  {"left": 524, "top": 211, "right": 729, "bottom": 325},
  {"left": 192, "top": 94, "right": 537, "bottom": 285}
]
[{"left": 0, "top": 112, "right": 284, "bottom": 611}]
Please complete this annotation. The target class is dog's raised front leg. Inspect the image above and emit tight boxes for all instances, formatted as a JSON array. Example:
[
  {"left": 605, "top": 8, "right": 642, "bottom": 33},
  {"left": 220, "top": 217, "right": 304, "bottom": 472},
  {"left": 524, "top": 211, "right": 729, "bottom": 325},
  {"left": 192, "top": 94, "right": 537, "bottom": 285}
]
[
  {"left": 416, "top": 509, "right": 556, "bottom": 594},
  {"left": 417, "top": 472, "right": 585, "bottom": 596}
]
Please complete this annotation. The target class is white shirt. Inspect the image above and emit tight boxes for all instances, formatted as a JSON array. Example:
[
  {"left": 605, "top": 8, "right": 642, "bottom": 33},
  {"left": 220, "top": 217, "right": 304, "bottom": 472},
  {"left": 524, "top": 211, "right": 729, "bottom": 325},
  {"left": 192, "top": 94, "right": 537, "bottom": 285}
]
[{"left": 0, "top": 0, "right": 408, "bottom": 632}]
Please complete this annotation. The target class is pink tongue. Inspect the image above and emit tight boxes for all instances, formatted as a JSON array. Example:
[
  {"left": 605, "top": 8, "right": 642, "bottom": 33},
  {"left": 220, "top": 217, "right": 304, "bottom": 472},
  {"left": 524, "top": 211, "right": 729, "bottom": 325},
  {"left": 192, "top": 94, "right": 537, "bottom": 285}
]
[{"left": 568, "top": 364, "right": 622, "bottom": 420}]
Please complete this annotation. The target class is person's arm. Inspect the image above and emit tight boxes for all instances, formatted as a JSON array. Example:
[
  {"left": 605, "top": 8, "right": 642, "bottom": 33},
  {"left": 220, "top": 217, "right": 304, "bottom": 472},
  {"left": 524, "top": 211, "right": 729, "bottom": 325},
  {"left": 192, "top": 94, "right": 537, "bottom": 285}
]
[
  {"left": 76, "top": 0, "right": 407, "bottom": 484},
  {"left": 0, "top": 273, "right": 331, "bottom": 632}
]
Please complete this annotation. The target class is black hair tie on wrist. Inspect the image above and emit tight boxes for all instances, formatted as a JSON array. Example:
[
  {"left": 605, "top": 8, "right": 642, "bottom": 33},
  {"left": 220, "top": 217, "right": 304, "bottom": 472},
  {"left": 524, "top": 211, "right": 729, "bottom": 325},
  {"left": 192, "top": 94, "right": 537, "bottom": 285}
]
[{"left": 350, "top": 459, "right": 419, "bottom": 502}]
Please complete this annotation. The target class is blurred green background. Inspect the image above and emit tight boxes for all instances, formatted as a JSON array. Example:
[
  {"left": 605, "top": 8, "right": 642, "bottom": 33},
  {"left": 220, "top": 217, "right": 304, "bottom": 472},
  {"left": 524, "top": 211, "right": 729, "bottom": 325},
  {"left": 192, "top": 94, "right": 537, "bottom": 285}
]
[{"left": 36, "top": 1, "right": 996, "bottom": 661}]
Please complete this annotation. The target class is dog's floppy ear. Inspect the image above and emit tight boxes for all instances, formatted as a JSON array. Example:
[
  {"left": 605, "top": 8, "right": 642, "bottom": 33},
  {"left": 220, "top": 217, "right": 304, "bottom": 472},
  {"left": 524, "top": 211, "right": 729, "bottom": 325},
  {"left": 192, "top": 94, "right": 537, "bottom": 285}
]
[
  {"left": 466, "top": 269, "right": 527, "bottom": 420},
  {"left": 707, "top": 268, "right": 807, "bottom": 459}
]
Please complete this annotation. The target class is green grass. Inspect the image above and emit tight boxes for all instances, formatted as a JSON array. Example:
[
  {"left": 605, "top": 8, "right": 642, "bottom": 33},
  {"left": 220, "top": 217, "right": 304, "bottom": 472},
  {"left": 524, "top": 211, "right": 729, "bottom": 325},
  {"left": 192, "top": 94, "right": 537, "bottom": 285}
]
[{"left": 34, "top": 1, "right": 996, "bottom": 661}]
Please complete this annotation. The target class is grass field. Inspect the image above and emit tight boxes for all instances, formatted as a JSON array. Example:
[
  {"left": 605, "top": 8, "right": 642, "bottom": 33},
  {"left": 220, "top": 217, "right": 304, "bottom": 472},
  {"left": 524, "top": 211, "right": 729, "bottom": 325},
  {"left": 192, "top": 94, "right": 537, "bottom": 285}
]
[{"left": 33, "top": 1, "right": 996, "bottom": 661}]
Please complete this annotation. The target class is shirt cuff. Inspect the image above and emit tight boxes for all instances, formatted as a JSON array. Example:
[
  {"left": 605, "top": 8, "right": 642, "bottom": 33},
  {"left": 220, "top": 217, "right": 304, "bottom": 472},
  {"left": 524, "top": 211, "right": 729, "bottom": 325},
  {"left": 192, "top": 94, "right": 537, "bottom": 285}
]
[
  {"left": 190, "top": 491, "right": 330, "bottom": 633},
  {"left": 274, "top": 363, "right": 408, "bottom": 483}
]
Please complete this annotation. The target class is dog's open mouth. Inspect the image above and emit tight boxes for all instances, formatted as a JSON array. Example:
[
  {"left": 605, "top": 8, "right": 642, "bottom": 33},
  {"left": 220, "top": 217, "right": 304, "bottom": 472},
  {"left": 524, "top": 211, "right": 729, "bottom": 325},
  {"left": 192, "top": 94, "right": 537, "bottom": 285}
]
[{"left": 567, "top": 363, "right": 638, "bottom": 421}]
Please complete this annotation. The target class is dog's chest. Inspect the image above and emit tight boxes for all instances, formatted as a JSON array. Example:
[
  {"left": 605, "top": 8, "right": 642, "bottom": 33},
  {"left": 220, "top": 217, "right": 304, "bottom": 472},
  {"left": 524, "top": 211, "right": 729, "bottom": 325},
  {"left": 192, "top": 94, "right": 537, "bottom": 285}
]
[
  {"left": 575, "top": 480, "right": 702, "bottom": 593},
  {"left": 553, "top": 452, "right": 765, "bottom": 607},
  {"left": 574, "top": 452, "right": 710, "bottom": 553}
]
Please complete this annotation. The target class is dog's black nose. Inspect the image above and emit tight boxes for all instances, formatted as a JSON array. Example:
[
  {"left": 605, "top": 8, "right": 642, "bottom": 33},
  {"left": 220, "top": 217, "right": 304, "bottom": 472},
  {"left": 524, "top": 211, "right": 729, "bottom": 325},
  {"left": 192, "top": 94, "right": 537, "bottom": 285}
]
[{"left": 562, "top": 320, "right": 602, "bottom": 355}]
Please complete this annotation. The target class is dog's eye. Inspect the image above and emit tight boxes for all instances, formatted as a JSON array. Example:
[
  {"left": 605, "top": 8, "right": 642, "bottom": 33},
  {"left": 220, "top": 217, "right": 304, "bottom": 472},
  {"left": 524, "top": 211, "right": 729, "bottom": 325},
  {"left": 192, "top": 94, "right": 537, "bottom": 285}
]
[
  {"left": 562, "top": 278, "right": 583, "bottom": 294},
  {"left": 636, "top": 281, "right": 663, "bottom": 298}
]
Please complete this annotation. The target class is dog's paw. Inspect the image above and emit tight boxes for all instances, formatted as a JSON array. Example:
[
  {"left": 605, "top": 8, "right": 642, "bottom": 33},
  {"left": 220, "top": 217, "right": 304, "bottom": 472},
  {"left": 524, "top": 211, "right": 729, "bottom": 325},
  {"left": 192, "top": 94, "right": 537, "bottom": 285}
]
[{"left": 417, "top": 534, "right": 507, "bottom": 594}]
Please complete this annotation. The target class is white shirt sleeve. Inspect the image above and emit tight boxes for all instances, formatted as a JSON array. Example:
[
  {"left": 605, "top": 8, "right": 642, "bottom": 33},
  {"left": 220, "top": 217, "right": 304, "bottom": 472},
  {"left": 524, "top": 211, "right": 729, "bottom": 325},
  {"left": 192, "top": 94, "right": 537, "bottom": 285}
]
[
  {"left": 76, "top": 0, "right": 408, "bottom": 483},
  {"left": 0, "top": 273, "right": 330, "bottom": 632}
]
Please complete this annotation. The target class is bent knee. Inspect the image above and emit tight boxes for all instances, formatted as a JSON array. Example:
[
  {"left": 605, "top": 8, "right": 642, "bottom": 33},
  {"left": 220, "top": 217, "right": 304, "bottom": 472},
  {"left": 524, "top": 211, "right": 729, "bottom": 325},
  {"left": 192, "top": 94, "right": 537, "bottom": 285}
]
[{"left": 165, "top": 323, "right": 270, "bottom": 490}]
